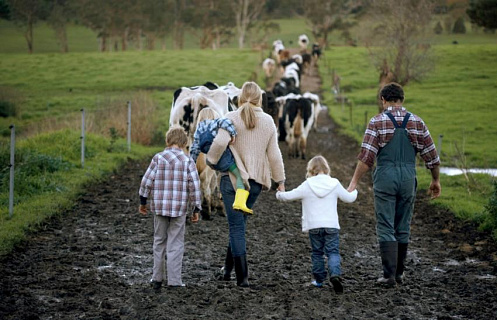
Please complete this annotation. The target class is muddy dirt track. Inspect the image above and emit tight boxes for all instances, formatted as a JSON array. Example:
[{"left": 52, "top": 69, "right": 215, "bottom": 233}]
[{"left": 2, "top": 54, "right": 497, "bottom": 320}]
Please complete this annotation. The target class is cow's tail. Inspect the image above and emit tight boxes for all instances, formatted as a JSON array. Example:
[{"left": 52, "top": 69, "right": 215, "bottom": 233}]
[
  {"left": 191, "top": 93, "right": 208, "bottom": 127},
  {"left": 294, "top": 108, "right": 302, "bottom": 138}
]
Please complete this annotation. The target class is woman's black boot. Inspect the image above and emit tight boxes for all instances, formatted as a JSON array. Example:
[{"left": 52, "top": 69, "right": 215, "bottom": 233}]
[
  {"left": 221, "top": 245, "right": 234, "bottom": 281},
  {"left": 234, "top": 255, "right": 249, "bottom": 287}
]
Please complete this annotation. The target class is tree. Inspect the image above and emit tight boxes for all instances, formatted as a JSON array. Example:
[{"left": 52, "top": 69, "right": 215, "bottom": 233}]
[
  {"left": 0, "top": 0, "right": 10, "bottom": 19},
  {"left": 434, "top": 21, "right": 443, "bottom": 34},
  {"left": 74, "top": 0, "right": 113, "bottom": 51},
  {"left": 303, "top": 0, "right": 362, "bottom": 48},
  {"left": 7, "top": 0, "right": 48, "bottom": 53},
  {"left": 172, "top": 0, "right": 187, "bottom": 50},
  {"left": 452, "top": 16, "right": 466, "bottom": 33},
  {"left": 46, "top": 0, "right": 74, "bottom": 53},
  {"left": 140, "top": 0, "right": 174, "bottom": 51},
  {"left": 365, "top": 0, "right": 435, "bottom": 87},
  {"left": 230, "top": 0, "right": 265, "bottom": 49},
  {"left": 467, "top": 0, "right": 497, "bottom": 30},
  {"left": 187, "top": 0, "right": 234, "bottom": 49}
]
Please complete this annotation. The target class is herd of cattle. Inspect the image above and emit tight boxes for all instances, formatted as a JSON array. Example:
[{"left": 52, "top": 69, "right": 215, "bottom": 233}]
[{"left": 168, "top": 34, "right": 324, "bottom": 217}]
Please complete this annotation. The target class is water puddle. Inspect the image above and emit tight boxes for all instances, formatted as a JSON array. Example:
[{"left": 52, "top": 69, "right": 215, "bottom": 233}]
[{"left": 440, "top": 167, "right": 497, "bottom": 177}]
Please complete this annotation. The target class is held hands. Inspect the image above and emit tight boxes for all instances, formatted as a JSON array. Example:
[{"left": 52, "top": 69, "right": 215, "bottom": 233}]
[
  {"left": 346, "top": 181, "right": 357, "bottom": 193},
  {"left": 138, "top": 204, "right": 148, "bottom": 215}
]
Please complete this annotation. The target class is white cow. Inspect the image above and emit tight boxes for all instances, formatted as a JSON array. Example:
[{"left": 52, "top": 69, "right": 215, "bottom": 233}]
[
  {"left": 272, "top": 39, "right": 285, "bottom": 63},
  {"left": 262, "top": 58, "right": 276, "bottom": 78},
  {"left": 298, "top": 34, "right": 309, "bottom": 52},
  {"left": 218, "top": 82, "right": 242, "bottom": 110},
  {"left": 292, "top": 54, "right": 303, "bottom": 65}
]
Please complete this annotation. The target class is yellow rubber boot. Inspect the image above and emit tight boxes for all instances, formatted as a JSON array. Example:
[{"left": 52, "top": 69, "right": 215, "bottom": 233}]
[{"left": 233, "top": 189, "right": 253, "bottom": 214}]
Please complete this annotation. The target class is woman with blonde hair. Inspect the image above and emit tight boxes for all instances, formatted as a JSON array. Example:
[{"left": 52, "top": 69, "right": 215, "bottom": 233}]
[
  {"left": 190, "top": 107, "right": 252, "bottom": 214},
  {"left": 276, "top": 155, "right": 357, "bottom": 293},
  {"left": 207, "top": 81, "right": 286, "bottom": 287}
]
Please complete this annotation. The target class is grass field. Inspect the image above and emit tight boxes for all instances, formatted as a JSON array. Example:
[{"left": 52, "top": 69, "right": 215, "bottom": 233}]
[
  {"left": 0, "top": 44, "right": 263, "bottom": 256},
  {"left": 319, "top": 43, "right": 497, "bottom": 233},
  {"left": 0, "top": 17, "right": 496, "bottom": 255},
  {"left": 0, "top": 49, "right": 263, "bottom": 139},
  {"left": 320, "top": 44, "right": 497, "bottom": 168}
]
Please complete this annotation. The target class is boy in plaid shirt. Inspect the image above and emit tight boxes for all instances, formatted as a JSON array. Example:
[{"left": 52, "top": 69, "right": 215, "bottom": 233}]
[{"left": 139, "top": 126, "right": 202, "bottom": 291}]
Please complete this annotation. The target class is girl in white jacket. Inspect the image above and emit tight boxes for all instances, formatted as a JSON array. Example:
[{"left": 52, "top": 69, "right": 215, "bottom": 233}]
[{"left": 276, "top": 155, "right": 357, "bottom": 293}]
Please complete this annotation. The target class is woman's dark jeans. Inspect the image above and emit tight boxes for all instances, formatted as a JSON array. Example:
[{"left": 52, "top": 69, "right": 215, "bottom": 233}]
[{"left": 220, "top": 175, "right": 262, "bottom": 257}]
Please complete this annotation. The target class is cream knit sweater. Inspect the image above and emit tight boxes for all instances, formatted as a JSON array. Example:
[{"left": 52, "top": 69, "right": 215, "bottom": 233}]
[{"left": 206, "top": 106, "right": 285, "bottom": 190}]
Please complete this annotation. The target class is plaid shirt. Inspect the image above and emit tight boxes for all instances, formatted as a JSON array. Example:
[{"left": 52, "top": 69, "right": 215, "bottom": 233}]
[
  {"left": 190, "top": 118, "right": 237, "bottom": 163},
  {"left": 358, "top": 106, "right": 440, "bottom": 169},
  {"left": 139, "top": 147, "right": 202, "bottom": 217}
]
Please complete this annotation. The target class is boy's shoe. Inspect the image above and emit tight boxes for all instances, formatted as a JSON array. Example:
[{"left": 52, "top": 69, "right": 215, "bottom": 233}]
[
  {"left": 330, "top": 276, "right": 344, "bottom": 294},
  {"left": 311, "top": 280, "right": 323, "bottom": 288},
  {"left": 150, "top": 280, "right": 162, "bottom": 292},
  {"left": 168, "top": 283, "right": 186, "bottom": 288}
]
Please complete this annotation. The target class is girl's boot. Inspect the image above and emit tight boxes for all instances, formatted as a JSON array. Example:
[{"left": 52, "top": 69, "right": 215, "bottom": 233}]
[{"left": 220, "top": 245, "right": 234, "bottom": 281}]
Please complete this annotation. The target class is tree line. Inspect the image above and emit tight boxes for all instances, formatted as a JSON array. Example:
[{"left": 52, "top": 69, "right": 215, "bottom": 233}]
[
  {"left": 2, "top": 0, "right": 361, "bottom": 53},
  {"left": 2, "top": 0, "right": 495, "bottom": 55},
  {"left": 2, "top": 0, "right": 496, "bottom": 88}
]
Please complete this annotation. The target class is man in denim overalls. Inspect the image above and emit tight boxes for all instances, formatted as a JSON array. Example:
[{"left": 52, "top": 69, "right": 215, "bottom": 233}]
[{"left": 347, "top": 83, "right": 441, "bottom": 287}]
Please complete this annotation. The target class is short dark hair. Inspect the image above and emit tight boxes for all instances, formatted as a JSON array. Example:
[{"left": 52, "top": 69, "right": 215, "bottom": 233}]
[{"left": 379, "top": 82, "right": 404, "bottom": 103}]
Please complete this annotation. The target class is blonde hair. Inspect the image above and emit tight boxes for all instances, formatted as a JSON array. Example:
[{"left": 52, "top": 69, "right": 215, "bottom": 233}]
[
  {"left": 197, "top": 107, "right": 221, "bottom": 124},
  {"left": 166, "top": 125, "right": 188, "bottom": 148},
  {"left": 238, "top": 81, "right": 262, "bottom": 130},
  {"left": 306, "top": 155, "right": 330, "bottom": 178}
]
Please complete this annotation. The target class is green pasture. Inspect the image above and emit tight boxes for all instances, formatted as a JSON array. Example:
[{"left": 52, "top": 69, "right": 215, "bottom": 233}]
[
  {"left": 321, "top": 44, "right": 497, "bottom": 168},
  {"left": 0, "top": 129, "right": 159, "bottom": 256},
  {"left": 320, "top": 43, "right": 497, "bottom": 236},
  {"left": 1, "top": 17, "right": 497, "bottom": 256},
  {"left": 0, "top": 48, "right": 263, "bottom": 256},
  {"left": 0, "top": 49, "right": 263, "bottom": 138}
]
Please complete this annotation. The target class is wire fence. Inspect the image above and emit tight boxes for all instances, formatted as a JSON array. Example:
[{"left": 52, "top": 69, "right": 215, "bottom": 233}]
[{"left": 5, "top": 101, "right": 137, "bottom": 219}]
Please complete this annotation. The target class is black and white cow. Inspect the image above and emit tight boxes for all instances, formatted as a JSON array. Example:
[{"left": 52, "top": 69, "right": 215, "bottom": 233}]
[
  {"left": 272, "top": 78, "right": 301, "bottom": 98},
  {"left": 280, "top": 96, "right": 315, "bottom": 159},
  {"left": 302, "top": 91, "right": 324, "bottom": 131},
  {"left": 312, "top": 43, "right": 322, "bottom": 60},
  {"left": 262, "top": 90, "right": 279, "bottom": 128},
  {"left": 169, "top": 87, "right": 229, "bottom": 146},
  {"left": 283, "top": 62, "right": 301, "bottom": 88}
]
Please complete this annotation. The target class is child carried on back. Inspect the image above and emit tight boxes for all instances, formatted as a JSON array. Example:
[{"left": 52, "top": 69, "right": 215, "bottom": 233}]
[{"left": 190, "top": 108, "right": 252, "bottom": 214}]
